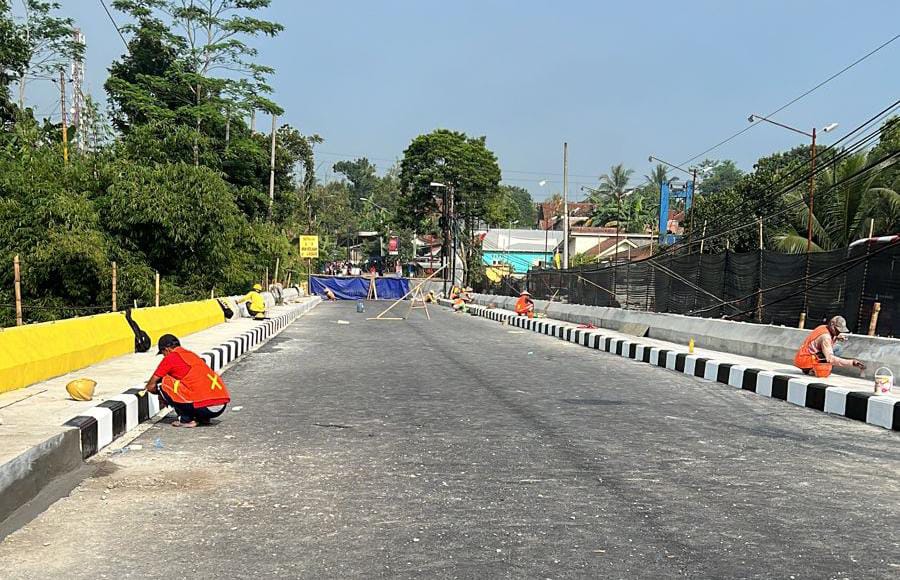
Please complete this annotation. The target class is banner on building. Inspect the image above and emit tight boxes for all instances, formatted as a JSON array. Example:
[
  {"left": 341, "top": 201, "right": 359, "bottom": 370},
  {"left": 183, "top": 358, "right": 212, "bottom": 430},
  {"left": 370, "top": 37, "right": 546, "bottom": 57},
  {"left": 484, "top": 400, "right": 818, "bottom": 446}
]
[
  {"left": 299, "top": 235, "right": 319, "bottom": 258},
  {"left": 388, "top": 236, "right": 399, "bottom": 255}
]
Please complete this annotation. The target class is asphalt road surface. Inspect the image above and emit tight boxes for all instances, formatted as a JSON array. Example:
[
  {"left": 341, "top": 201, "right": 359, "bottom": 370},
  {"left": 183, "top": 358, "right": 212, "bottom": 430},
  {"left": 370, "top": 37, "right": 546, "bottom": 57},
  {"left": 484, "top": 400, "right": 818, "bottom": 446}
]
[{"left": 1, "top": 302, "right": 898, "bottom": 579}]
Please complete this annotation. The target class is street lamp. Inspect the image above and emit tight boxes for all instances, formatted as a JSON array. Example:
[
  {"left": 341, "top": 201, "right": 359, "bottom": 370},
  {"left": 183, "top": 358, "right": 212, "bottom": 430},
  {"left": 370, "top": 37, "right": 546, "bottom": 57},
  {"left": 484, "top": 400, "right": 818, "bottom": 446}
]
[
  {"left": 429, "top": 181, "right": 454, "bottom": 294},
  {"left": 359, "top": 197, "right": 387, "bottom": 256},
  {"left": 506, "top": 220, "right": 519, "bottom": 273},
  {"left": 748, "top": 113, "right": 838, "bottom": 253}
]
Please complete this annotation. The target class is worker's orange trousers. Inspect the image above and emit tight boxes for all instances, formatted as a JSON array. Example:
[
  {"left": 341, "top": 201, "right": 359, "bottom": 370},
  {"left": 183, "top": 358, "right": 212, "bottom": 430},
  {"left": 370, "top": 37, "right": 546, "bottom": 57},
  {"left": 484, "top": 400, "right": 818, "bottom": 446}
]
[{"left": 794, "top": 352, "right": 833, "bottom": 378}]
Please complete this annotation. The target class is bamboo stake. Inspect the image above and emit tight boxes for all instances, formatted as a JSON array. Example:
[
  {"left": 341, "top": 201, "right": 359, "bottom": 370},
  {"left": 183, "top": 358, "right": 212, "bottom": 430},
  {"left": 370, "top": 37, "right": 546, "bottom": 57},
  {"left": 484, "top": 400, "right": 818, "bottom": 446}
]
[
  {"left": 155, "top": 271, "right": 160, "bottom": 307},
  {"left": 13, "top": 255, "right": 23, "bottom": 326},
  {"left": 273, "top": 257, "right": 280, "bottom": 286},
  {"left": 111, "top": 261, "right": 117, "bottom": 312},
  {"left": 867, "top": 302, "right": 881, "bottom": 336}
]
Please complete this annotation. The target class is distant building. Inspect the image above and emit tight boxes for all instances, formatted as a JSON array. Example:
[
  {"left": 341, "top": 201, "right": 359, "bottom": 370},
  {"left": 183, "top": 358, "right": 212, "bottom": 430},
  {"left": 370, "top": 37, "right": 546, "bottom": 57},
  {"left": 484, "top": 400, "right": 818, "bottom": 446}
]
[
  {"left": 482, "top": 229, "right": 564, "bottom": 275},
  {"left": 535, "top": 201, "right": 595, "bottom": 230},
  {"left": 567, "top": 226, "right": 653, "bottom": 262}
]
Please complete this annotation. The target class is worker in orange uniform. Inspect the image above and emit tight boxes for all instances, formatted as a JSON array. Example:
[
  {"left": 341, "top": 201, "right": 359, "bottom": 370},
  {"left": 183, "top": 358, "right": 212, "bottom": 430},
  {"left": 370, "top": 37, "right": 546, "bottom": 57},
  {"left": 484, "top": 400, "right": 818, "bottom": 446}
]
[
  {"left": 144, "top": 334, "right": 231, "bottom": 428},
  {"left": 793, "top": 315, "right": 865, "bottom": 378},
  {"left": 514, "top": 290, "right": 535, "bottom": 319}
]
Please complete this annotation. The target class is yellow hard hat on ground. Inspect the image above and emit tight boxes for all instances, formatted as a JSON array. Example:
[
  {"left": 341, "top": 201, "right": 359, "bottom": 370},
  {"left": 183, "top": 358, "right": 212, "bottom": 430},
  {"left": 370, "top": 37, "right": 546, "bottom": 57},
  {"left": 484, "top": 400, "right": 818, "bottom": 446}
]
[{"left": 66, "top": 378, "right": 97, "bottom": 401}]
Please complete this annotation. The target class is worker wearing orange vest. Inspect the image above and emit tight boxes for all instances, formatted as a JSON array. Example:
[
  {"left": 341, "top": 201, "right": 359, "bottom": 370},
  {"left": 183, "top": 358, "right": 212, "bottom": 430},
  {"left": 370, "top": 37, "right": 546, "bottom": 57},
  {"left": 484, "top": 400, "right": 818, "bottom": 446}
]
[
  {"left": 515, "top": 290, "right": 535, "bottom": 319},
  {"left": 144, "top": 334, "right": 231, "bottom": 428},
  {"left": 793, "top": 315, "right": 865, "bottom": 378}
]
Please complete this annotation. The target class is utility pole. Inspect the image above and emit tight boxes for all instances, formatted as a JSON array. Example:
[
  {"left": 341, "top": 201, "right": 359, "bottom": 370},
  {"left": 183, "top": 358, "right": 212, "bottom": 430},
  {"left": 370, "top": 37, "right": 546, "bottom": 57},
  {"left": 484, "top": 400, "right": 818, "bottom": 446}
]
[
  {"left": 688, "top": 168, "right": 697, "bottom": 253},
  {"left": 267, "top": 114, "right": 277, "bottom": 219},
  {"left": 807, "top": 128, "right": 817, "bottom": 252},
  {"left": 562, "top": 142, "right": 569, "bottom": 270},
  {"left": 442, "top": 186, "right": 449, "bottom": 295},
  {"left": 71, "top": 28, "right": 86, "bottom": 153},
  {"left": 59, "top": 69, "right": 68, "bottom": 165}
]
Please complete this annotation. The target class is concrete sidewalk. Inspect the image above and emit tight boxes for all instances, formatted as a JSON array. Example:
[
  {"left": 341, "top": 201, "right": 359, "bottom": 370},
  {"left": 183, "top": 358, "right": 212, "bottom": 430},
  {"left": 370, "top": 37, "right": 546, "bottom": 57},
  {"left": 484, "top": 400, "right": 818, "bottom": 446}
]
[
  {"left": 0, "top": 297, "right": 320, "bottom": 529},
  {"left": 445, "top": 300, "right": 900, "bottom": 432}
]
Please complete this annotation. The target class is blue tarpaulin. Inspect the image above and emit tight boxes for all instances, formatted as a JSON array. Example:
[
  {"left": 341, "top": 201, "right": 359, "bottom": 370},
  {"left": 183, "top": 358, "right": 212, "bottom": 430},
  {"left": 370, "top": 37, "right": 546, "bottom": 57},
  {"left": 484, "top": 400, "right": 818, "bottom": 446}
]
[{"left": 310, "top": 276, "right": 411, "bottom": 300}]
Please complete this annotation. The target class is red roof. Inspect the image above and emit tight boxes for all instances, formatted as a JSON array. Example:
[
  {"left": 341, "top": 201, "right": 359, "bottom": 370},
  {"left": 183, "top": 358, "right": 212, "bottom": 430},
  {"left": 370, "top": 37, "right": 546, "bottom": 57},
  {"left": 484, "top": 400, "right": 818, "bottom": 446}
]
[{"left": 537, "top": 201, "right": 595, "bottom": 229}]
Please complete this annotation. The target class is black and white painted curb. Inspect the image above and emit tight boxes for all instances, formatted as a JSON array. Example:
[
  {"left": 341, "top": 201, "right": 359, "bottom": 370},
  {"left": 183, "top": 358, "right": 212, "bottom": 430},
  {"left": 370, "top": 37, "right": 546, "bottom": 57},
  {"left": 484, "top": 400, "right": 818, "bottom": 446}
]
[
  {"left": 446, "top": 301, "right": 900, "bottom": 432},
  {"left": 63, "top": 298, "right": 320, "bottom": 459}
]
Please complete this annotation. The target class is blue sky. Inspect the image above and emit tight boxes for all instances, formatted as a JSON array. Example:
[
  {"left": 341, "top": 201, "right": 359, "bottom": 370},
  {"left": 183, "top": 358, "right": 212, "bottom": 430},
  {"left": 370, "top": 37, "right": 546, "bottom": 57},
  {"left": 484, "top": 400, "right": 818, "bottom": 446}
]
[{"left": 20, "top": 1, "right": 900, "bottom": 200}]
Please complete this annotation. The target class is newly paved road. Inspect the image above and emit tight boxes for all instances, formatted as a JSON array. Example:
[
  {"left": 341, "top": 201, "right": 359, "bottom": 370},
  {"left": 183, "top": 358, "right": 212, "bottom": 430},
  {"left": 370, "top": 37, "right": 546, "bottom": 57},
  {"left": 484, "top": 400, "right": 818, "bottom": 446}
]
[{"left": 1, "top": 302, "right": 898, "bottom": 579}]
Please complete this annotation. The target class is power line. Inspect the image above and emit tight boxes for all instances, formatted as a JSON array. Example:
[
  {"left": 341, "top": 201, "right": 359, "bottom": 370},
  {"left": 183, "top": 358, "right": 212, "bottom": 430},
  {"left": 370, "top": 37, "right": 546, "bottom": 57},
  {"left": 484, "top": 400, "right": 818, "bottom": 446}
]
[
  {"left": 98, "top": 0, "right": 129, "bottom": 50},
  {"left": 679, "top": 32, "right": 900, "bottom": 167}
]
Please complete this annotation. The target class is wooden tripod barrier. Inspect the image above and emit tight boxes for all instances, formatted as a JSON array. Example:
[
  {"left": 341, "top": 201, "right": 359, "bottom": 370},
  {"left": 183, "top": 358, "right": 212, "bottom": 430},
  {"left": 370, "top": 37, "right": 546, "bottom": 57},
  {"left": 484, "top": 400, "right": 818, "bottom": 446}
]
[{"left": 369, "top": 265, "right": 446, "bottom": 321}]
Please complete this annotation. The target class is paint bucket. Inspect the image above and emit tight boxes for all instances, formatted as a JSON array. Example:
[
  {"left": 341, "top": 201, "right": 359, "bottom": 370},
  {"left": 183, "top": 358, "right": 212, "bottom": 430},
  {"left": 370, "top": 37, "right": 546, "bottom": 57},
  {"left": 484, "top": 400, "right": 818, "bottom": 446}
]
[
  {"left": 873, "top": 367, "right": 893, "bottom": 395},
  {"left": 356, "top": 301, "right": 365, "bottom": 313}
]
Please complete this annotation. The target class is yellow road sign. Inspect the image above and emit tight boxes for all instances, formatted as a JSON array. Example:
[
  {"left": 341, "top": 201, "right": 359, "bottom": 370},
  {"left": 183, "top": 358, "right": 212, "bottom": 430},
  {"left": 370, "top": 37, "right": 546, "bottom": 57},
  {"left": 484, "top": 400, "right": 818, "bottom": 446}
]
[{"left": 299, "top": 235, "right": 319, "bottom": 258}]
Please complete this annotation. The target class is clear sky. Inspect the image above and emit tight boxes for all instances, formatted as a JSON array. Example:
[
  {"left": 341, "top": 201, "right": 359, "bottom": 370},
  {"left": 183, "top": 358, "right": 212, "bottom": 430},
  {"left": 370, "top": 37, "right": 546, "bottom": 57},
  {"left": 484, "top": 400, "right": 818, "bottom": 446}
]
[{"left": 21, "top": 0, "right": 900, "bottom": 200}]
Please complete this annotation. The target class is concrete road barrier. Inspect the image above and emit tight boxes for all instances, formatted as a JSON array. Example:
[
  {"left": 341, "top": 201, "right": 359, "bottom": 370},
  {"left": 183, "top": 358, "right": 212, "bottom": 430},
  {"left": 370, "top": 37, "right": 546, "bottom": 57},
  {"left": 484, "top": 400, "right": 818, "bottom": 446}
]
[
  {"left": 64, "top": 298, "right": 320, "bottom": 460},
  {"left": 446, "top": 300, "right": 900, "bottom": 432},
  {"left": 471, "top": 294, "right": 900, "bottom": 379}
]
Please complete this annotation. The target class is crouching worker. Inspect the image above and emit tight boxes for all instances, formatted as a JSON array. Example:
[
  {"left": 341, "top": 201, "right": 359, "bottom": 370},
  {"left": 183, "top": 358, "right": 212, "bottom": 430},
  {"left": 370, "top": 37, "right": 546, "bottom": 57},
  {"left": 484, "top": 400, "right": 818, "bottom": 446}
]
[
  {"left": 452, "top": 287, "right": 474, "bottom": 312},
  {"left": 793, "top": 315, "right": 865, "bottom": 378},
  {"left": 515, "top": 290, "right": 535, "bottom": 319},
  {"left": 144, "top": 334, "right": 231, "bottom": 428},
  {"left": 238, "top": 283, "right": 266, "bottom": 320}
]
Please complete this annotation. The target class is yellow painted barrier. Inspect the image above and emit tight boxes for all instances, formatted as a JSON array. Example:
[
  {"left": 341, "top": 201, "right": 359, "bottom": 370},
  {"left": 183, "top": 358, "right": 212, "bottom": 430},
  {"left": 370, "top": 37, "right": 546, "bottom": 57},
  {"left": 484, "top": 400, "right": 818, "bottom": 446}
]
[
  {"left": 130, "top": 300, "right": 224, "bottom": 345},
  {"left": 0, "top": 312, "right": 134, "bottom": 395},
  {"left": 0, "top": 299, "right": 225, "bottom": 395}
]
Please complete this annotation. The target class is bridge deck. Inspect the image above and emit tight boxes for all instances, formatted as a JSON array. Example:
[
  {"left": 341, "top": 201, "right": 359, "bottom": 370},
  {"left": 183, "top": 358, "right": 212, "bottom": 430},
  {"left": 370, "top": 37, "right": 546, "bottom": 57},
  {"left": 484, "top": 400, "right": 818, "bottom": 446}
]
[{"left": 1, "top": 301, "right": 897, "bottom": 578}]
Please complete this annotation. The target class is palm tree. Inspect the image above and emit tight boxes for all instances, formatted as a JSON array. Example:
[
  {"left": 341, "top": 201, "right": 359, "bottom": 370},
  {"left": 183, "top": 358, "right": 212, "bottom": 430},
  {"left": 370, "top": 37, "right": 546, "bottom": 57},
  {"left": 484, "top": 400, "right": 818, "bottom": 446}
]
[
  {"left": 772, "top": 152, "right": 900, "bottom": 252},
  {"left": 586, "top": 163, "right": 634, "bottom": 227},
  {"left": 644, "top": 163, "right": 668, "bottom": 195}
]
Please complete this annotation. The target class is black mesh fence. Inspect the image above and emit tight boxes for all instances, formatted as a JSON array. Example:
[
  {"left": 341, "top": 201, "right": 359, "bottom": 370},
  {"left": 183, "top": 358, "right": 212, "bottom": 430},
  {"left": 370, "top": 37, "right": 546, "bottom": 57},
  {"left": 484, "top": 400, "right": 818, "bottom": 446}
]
[{"left": 492, "top": 242, "right": 900, "bottom": 337}]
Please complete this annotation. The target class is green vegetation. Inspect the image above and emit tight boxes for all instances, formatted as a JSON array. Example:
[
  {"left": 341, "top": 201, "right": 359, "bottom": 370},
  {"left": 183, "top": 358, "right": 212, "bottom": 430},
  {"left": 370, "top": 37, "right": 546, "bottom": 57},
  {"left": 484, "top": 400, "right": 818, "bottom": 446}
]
[{"left": 0, "top": 0, "right": 318, "bottom": 325}]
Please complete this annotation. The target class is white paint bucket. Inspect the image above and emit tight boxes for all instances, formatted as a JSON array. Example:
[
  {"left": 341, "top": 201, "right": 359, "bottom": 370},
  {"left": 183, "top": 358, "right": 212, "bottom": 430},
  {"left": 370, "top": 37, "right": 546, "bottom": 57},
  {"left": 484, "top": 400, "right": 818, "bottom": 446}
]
[{"left": 873, "top": 367, "right": 893, "bottom": 396}]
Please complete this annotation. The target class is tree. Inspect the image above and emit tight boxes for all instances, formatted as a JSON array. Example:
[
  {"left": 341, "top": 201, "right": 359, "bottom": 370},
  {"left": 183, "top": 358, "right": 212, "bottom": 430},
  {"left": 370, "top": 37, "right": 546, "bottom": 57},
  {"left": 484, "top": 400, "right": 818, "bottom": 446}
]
[
  {"left": 771, "top": 151, "right": 900, "bottom": 252},
  {"left": 398, "top": 129, "right": 501, "bottom": 283},
  {"left": 586, "top": 163, "right": 634, "bottom": 227},
  {"left": 15, "top": 1, "right": 83, "bottom": 109},
  {"left": 334, "top": 157, "right": 379, "bottom": 211},
  {"left": 398, "top": 129, "right": 501, "bottom": 229},
  {"left": 697, "top": 159, "right": 743, "bottom": 196},
  {"left": 688, "top": 146, "right": 811, "bottom": 252},
  {"left": 644, "top": 163, "right": 668, "bottom": 195},
  {"left": 110, "top": 0, "right": 283, "bottom": 165},
  {"left": 0, "top": 1, "right": 29, "bottom": 124},
  {"left": 504, "top": 184, "right": 537, "bottom": 225}
]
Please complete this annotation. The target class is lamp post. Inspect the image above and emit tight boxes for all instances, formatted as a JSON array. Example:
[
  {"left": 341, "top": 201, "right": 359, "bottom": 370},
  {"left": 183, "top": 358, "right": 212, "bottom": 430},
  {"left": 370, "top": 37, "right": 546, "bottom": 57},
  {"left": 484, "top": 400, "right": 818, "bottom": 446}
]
[
  {"left": 506, "top": 220, "right": 519, "bottom": 274},
  {"left": 430, "top": 181, "right": 453, "bottom": 294},
  {"left": 360, "top": 197, "right": 387, "bottom": 256},
  {"left": 747, "top": 114, "right": 838, "bottom": 252},
  {"left": 539, "top": 179, "right": 550, "bottom": 266}
]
